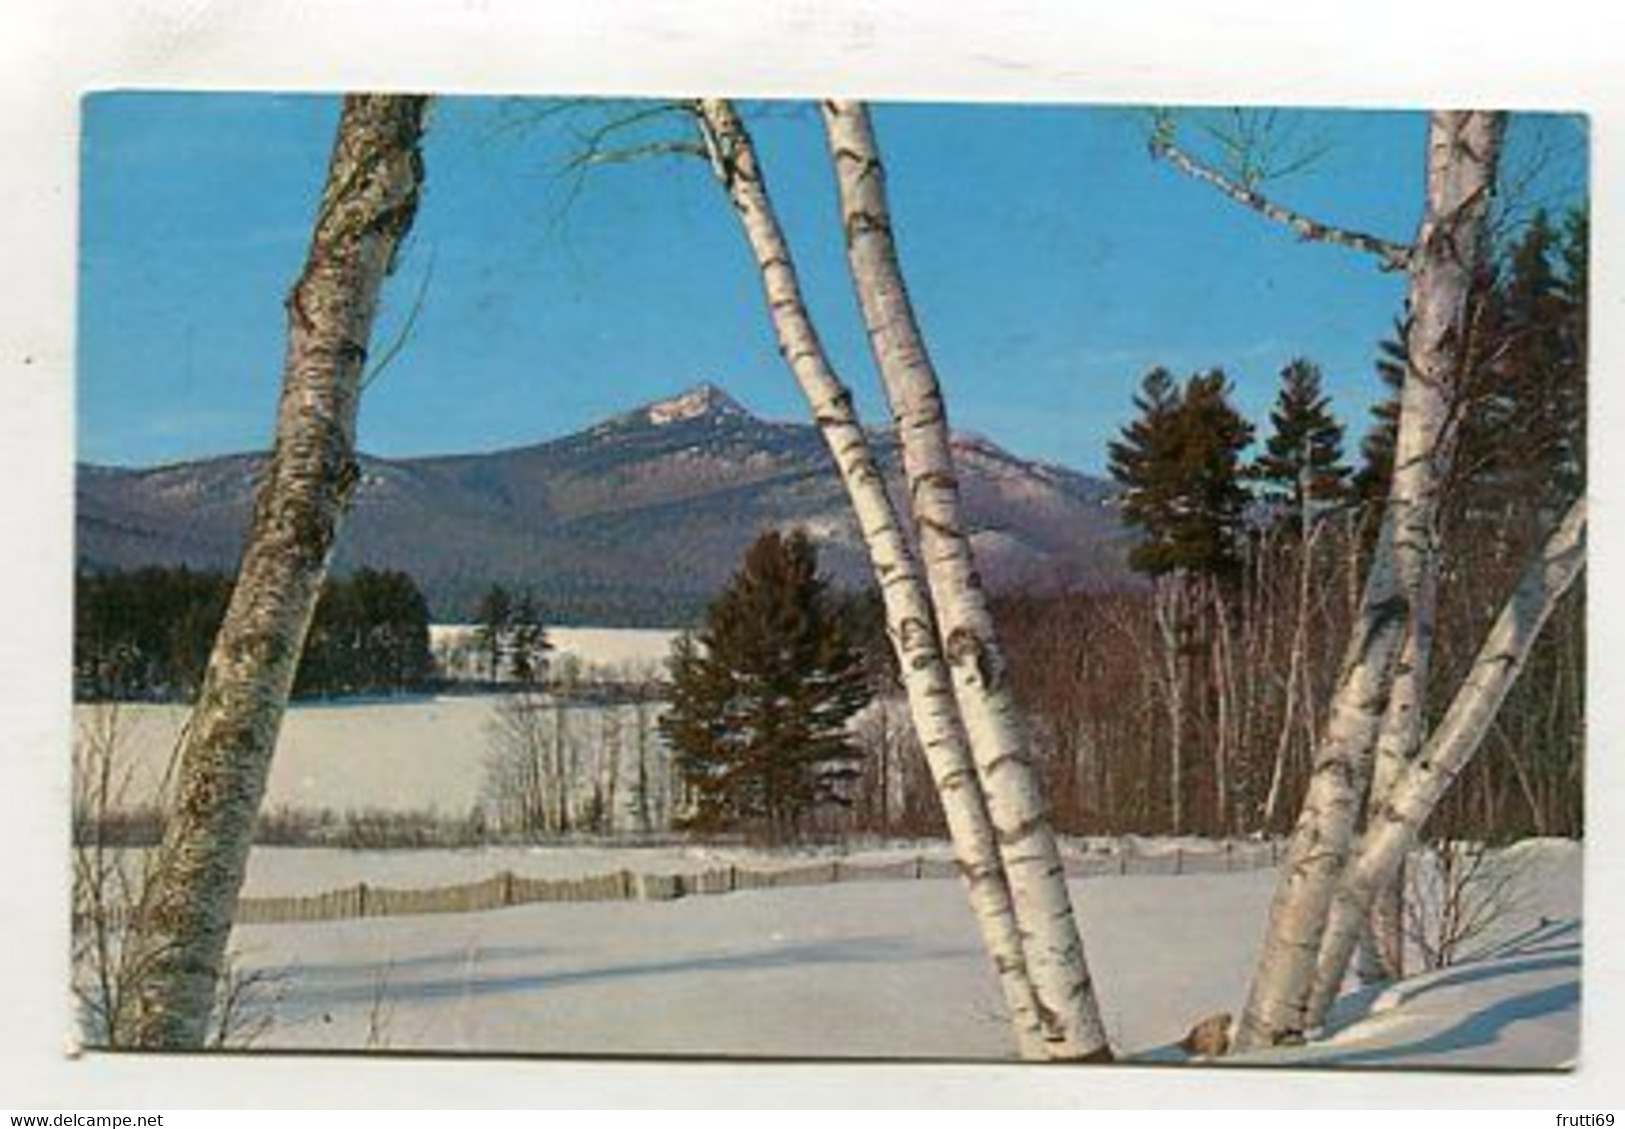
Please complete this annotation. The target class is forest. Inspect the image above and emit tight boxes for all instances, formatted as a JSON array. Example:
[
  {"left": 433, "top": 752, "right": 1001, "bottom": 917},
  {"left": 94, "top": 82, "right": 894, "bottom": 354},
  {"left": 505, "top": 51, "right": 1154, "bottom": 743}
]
[{"left": 74, "top": 565, "right": 435, "bottom": 700}]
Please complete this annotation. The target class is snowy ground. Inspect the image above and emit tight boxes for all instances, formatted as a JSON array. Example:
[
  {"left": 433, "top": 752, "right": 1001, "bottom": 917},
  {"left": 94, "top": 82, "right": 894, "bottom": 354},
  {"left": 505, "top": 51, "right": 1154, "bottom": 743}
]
[
  {"left": 223, "top": 839, "right": 1581, "bottom": 1068},
  {"left": 81, "top": 624, "right": 680, "bottom": 816},
  {"left": 83, "top": 696, "right": 505, "bottom": 815}
]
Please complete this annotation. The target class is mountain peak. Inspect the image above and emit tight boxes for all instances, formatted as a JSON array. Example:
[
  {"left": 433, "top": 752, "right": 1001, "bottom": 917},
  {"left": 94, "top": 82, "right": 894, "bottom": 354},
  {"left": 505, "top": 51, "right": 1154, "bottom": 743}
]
[{"left": 640, "top": 382, "right": 749, "bottom": 427}]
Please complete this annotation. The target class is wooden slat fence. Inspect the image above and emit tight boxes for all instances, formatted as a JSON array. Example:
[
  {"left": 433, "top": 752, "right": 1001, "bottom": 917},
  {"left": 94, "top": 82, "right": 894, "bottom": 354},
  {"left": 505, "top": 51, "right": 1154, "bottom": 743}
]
[{"left": 230, "top": 839, "right": 1284, "bottom": 926}]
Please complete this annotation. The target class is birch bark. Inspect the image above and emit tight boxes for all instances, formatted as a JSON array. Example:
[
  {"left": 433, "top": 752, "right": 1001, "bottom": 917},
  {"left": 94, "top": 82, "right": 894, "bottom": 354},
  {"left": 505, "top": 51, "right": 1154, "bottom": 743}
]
[
  {"left": 1305, "top": 497, "right": 1585, "bottom": 1026},
  {"left": 821, "top": 99, "right": 1112, "bottom": 1060},
  {"left": 692, "top": 99, "right": 1047, "bottom": 1058},
  {"left": 124, "top": 95, "right": 428, "bottom": 1048},
  {"left": 1236, "top": 111, "right": 1505, "bottom": 1050},
  {"left": 1360, "top": 564, "right": 1440, "bottom": 982}
]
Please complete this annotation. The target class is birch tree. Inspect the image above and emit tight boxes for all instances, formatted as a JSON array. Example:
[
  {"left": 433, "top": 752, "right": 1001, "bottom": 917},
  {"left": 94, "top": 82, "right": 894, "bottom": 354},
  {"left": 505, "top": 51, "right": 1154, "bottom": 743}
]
[
  {"left": 1360, "top": 569, "right": 1439, "bottom": 980},
  {"left": 1233, "top": 111, "right": 1505, "bottom": 1049},
  {"left": 1304, "top": 497, "right": 1585, "bottom": 1026},
  {"left": 690, "top": 98, "right": 1049, "bottom": 1058},
  {"left": 123, "top": 95, "right": 429, "bottom": 1048},
  {"left": 821, "top": 99, "right": 1112, "bottom": 1060}
]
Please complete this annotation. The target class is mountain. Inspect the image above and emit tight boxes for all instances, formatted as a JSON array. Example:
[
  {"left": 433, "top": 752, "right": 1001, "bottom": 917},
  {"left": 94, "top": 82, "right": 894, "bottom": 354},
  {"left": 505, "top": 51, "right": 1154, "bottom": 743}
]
[{"left": 76, "top": 382, "right": 1132, "bottom": 625}]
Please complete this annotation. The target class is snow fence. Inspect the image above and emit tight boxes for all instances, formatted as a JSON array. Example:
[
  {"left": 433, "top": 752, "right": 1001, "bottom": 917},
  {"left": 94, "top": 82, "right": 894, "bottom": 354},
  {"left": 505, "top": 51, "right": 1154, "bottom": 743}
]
[{"left": 232, "top": 839, "right": 1285, "bottom": 925}]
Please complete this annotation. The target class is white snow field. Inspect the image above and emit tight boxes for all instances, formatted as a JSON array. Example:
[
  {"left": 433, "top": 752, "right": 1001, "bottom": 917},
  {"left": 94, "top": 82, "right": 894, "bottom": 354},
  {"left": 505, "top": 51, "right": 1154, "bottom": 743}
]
[
  {"left": 224, "top": 839, "right": 1581, "bottom": 1068},
  {"left": 79, "top": 623, "right": 677, "bottom": 818},
  {"left": 85, "top": 696, "right": 506, "bottom": 815}
]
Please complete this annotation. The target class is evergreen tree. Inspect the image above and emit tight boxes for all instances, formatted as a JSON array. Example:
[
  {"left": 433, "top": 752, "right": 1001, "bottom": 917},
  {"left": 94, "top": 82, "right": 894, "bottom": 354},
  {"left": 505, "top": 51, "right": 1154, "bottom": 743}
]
[
  {"left": 1358, "top": 210, "right": 1586, "bottom": 523},
  {"left": 508, "top": 591, "right": 552, "bottom": 686},
  {"left": 1352, "top": 327, "right": 1407, "bottom": 510},
  {"left": 1457, "top": 210, "right": 1585, "bottom": 514},
  {"left": 1109, "top": 368, "right": 1255, "bottom": 580},
  {"left": 473, "top": 583, "right": 513, "bottom": 682},
  {"left": 1254, "top": 358, "right": 1351, "bottom": 527},
  {"left": 660, "top": 529, "right": 871, "bottom": 842}
]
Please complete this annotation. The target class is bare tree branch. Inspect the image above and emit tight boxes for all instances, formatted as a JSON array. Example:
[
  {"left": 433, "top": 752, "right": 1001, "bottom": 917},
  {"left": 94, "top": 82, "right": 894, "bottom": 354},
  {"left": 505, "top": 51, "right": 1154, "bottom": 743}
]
[{"left": 1149, "top": 114, "right": 1414, "bottom": 271}]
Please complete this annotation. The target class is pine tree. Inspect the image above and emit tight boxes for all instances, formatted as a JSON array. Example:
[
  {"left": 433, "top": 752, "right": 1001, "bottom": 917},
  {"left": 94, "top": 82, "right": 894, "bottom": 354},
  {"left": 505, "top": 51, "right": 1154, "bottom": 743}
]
[
  {"left": 473, "top": 583, "right": 513, "bottom": 682},
  {"left": 1456, "top": 210, "right": 1585, "bottom": 518},
  {"left": 661, "top": 529, "right": 871, "bottom": 842},
  {"left": 1109, "top": 368, "right": 1255, "bottom": 580},
  {"left": 1107, "top": 368, "right": 1183, "bottom": 576},
  {"left": 508, "top": 592, "right": 552, "bottom": 686},
  {"left": 1352, "top": 327, "right": 1407, "bottom": 510},
  {"left": 1254, "top": 358, "right": 1351, "bottom": 528}
]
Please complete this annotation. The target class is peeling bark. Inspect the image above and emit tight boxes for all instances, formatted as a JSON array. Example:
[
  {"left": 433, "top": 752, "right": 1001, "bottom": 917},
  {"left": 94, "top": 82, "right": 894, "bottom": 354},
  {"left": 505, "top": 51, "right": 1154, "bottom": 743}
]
[
  {"left": 1306, "top": 497, "right": 1585, "bottom": 1026},
  {"left": 692, "top": 99, "right": 1047, "bottom": 1059},
  {"left": 1236, "top": 111, "right": 1505, "bottom": 1050},
  {"left": 821, "top": 99, "right": 1112, "bottom": 1060},
  {"left": 124, "top": 95, "right": 429, "bottom": 1049}
]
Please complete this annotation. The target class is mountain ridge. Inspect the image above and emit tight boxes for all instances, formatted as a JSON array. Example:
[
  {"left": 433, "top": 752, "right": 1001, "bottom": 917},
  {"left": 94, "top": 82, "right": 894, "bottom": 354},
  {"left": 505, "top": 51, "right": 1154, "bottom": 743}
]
[{"left": 76, "top": 383, "right": 1132, "bottom": 625}]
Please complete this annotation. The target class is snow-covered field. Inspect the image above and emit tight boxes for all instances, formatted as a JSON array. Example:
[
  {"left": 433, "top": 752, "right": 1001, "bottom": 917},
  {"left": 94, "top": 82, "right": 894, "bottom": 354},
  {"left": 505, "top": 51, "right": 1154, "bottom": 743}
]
[
  {"left": 83, "top": 696, "right": 507, "bottom": 815},
  {"left": 223, "top": 839, "right": 1581, "bottom": 1068},
  {"left": 80, "top": 625, "right": 680, "bottom": 817}
]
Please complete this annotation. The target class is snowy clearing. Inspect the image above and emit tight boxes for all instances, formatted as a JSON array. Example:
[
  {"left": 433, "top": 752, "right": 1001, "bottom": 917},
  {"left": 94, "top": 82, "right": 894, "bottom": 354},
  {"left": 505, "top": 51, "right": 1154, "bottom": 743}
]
[
  {"left": 83, "top": 696, "right": 507, "bottom": 815},
  {"left": 223, "top": 839, "right": 1580, "bottom": 1068}
]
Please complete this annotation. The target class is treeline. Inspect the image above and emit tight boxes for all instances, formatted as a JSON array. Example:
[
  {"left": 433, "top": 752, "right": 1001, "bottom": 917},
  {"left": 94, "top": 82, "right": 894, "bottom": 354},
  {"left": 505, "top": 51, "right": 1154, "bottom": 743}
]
[
  {"left": 829, "top": 209, "right": 1585, "bottom": 844},
  {"left": 75, "top": 566, "right": 434, "bottom": 701},
  {"left": 1016, "top": 207, "right": 1585, "bottom": 842}
]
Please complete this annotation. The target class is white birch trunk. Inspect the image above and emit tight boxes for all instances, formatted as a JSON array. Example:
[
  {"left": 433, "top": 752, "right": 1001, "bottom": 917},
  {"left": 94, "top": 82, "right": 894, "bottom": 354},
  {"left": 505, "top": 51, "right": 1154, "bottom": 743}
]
[
  {"left": 692, "top": 99, "right": 1048, "bottom": 1059},
  {"left": 1236, "top": 111, "right": 1505, "bottom": 1050},
  {"left": 821, "top": 99, "right": 1112, "bottom": 1060},
  {"left": 1360, "top": 563, "right": 1440, "bottom": 982},
  {"left": 125, "top": 95, "right": 428, "bottom": 1048},
  {"left": 1305, "top": 497, "right": 1585, "bottom": 1027}
]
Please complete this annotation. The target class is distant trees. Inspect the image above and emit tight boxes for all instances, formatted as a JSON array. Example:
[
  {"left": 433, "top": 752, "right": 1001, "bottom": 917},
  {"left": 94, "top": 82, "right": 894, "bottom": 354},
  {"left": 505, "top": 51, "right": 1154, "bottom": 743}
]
[
  {"left": 471, "top": 583, "right": 552, "bottom": 685},
  {"left": 660, "top": 530, "right": 870, "bottom": 842},
  {"left": 473, "top": 584, "right": 513, "bottom": 681},
  {"left": 293, "top": 568, "right": 434, "bottom": 696},
  {"left": 76, "top": 567, "right": 232, "bottom": 700},
  {"left": 75, "top": 566, "right": 434, "bottom": 700}
]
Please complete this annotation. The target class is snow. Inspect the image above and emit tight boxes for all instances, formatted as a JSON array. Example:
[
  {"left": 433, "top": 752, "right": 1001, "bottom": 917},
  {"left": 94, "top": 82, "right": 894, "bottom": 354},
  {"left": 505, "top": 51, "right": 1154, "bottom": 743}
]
[
  {"left": 429, "top": 624, "right": 678, "bottom": 682},
  {"left": 82, "top": 696, "right": 504, "bottom": 815},
  {"left": 234, "top": 837, "right": 1271, "bottom": 899},
  {"left": 221, "top": 839, "right": 1582, "bottom": 1068}
]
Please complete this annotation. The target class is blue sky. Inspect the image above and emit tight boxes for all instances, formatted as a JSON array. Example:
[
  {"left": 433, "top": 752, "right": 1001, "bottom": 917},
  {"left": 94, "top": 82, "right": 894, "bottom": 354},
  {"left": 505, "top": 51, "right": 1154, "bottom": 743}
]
[{"left": 78, "top": 95, "right": 1587, "bottom": 474}]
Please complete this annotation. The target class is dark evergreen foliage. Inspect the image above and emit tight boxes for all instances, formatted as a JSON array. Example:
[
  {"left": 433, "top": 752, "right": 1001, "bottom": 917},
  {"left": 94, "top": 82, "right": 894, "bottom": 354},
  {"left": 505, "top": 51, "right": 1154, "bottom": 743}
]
[
  {"left": 473, "top": 584, "right": 514, "bottom": 682},
  {"left": 469, "top": 583, "right": 552, "bottom": 684},
  {"left": 1253, "top": 358, "right": 1351, "bottom": 527},
  {"left": 660, "top": 530, "right": 872, "bottom": 842},
  {"left": 293, "top": 568, "right": 435, "bottom": 697},
  {"left": 1108, "top": 368, "right": 1256, "bottom": 580},
  {"left": 75, "top": 566, "right": 433, "bottom": 700}
]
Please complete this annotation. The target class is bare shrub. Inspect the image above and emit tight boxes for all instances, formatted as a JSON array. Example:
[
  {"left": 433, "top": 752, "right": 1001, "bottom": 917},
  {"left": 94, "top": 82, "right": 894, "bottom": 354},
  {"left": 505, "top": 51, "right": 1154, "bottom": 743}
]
[
  {"left": 72, "top": 704, "right": 288, "bottom": 1048},
  {"left": 1403, "top": 839, "right": 1531, "bottom": 971}
]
